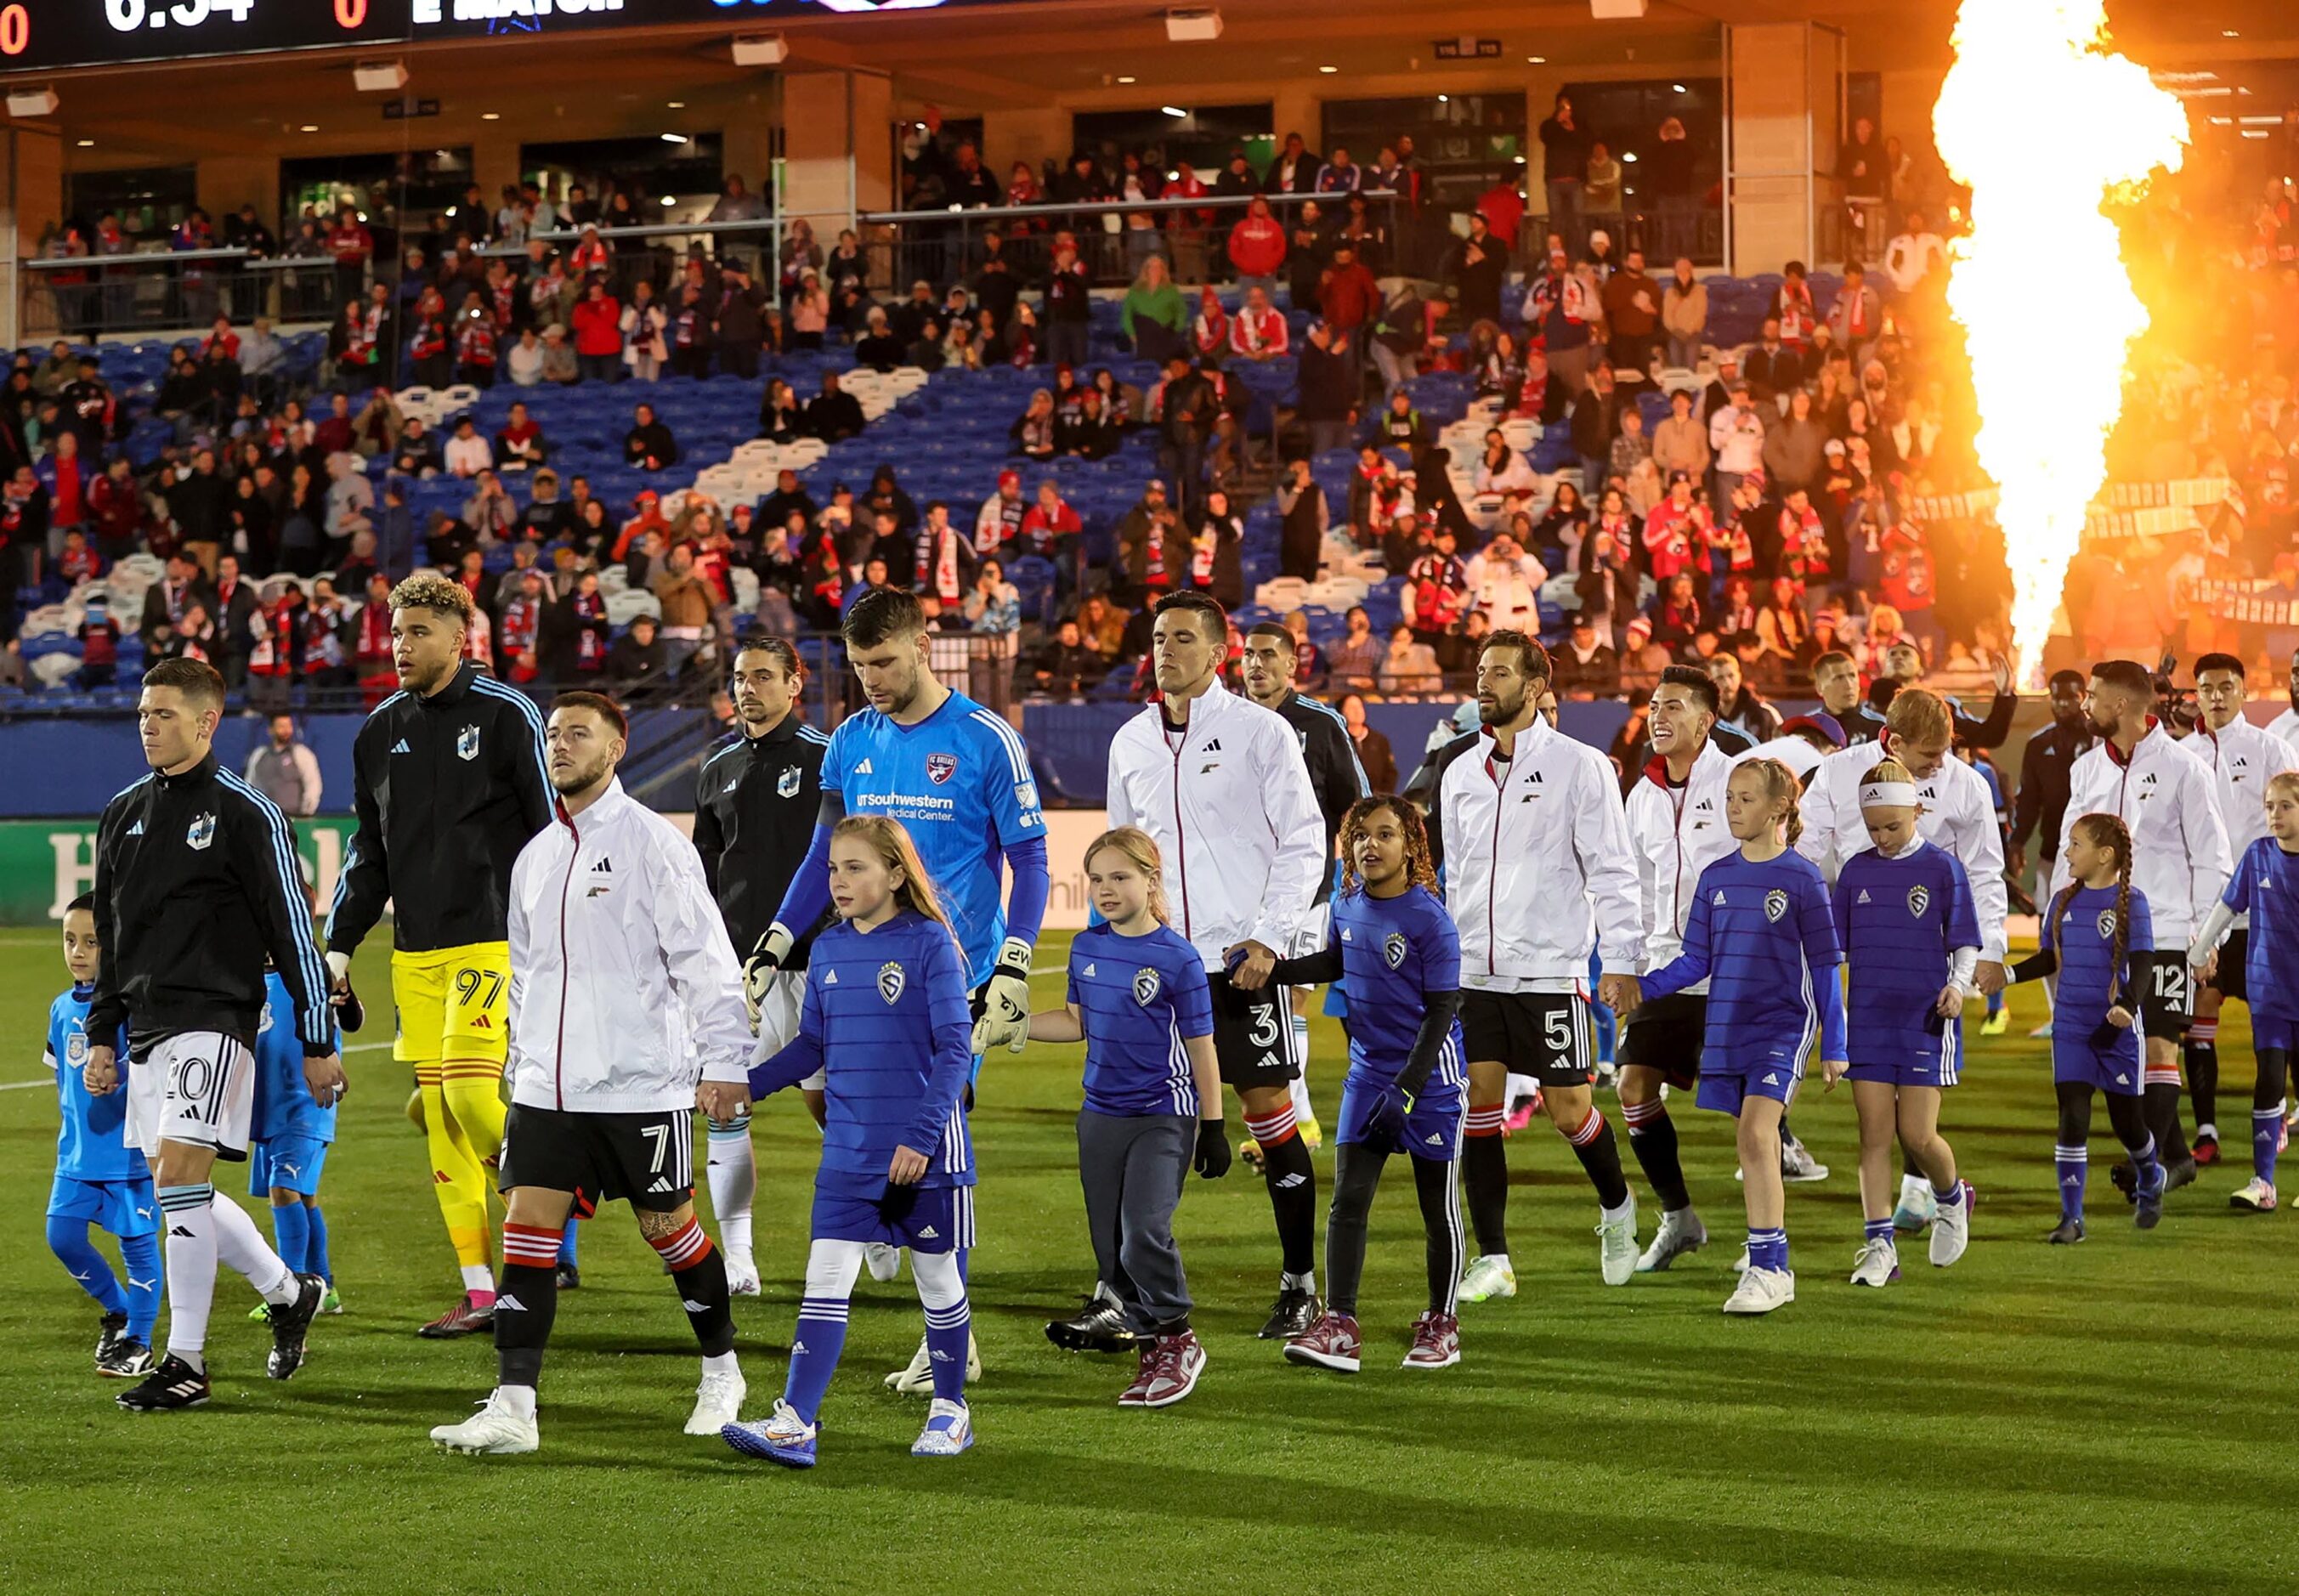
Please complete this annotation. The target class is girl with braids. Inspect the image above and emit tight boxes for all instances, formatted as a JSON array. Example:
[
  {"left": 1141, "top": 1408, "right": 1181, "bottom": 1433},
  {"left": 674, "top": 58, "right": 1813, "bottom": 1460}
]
[
  {"left": 1260, "top": 797, "right": 1469, "bottom": 1372},
  {"left": 2007, "top": 812, "right": 2166, "bottom": 1241},
  {"left": 1830, "top": 756, "right": 1983, "bottom": 1289},
  {"left": 1624, "top": 760, "right": 1847, "bottom": 1316},
  {"left": 1030, "top": 828, "right": 1226, "bottom": 1410},
  {"left": 2189, "top": 769, "right": 2299, "bottom": 1213}
]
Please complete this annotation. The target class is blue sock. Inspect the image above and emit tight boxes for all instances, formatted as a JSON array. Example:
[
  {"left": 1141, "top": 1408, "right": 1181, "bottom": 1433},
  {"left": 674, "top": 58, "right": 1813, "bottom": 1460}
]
[
  {"left": 1862, "top": 1217, "right": 1894, "bottom": 1243},
  {"left": 2254, "top": 1108, "right": 2285, "bottom": 1185},
  {"left": 1747, "top": 1226, "right": 1788, "bottom": 1273},
  {"left": 120, "top": 1230, "right": 161, "bottom": 1344},
  {"left": 924, "top": 1297, "right": 971, "bottom": 1402},
  {"left": 1933, "top": 1176, "right": 1964, "bottom": 1208},
  {"left": 2053, "top": 1144, "right": 2087, "bottom": 1222},
  {"left": 2132, "top": 1132, "right": 2165, "bottom": 1196},
  {"left": 269, "top": 1203, "right": 310, "bottom": 1276},
  {"left": 303, "top": 1204, "right": 332, "bottom": 1282},
  {"left": 558, "top": 1220, "right": 580, "bottom": 1268},
  {"left": 956, "top": 1247, "right": 968, "bottom": 1288},
  {"left": 1986, "top": 989, "right": 2002, "bottom": 1018},
  {"left": 784, "top": 1296, "right": 851, "bottom": 1424},
  {"left": 46, "top": 1214, "right": 127, "bottom": 1316}
]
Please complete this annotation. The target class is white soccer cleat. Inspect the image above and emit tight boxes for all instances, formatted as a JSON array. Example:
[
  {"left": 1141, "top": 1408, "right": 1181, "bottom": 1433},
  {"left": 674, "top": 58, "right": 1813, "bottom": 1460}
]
[
  {"left": 2230, "top": 1177, "right": 2279, "bottom": 1213},
  {"left": 1636, "top": 1207, "right": 1707, "bottom": 1272},
  {"left": 1848, "top": 1238, "right": 1899, "bottom": 1288},
  {"left": 1722, "top": 1267, "right": 1796, "bottom": 1315},
  {"left": 1457, "top": 1254, "right": 1517, "bottom": 1304},
  {"left": 726, "top": 1253, "right": 762, "bottom": 1297},
  {"left": 722, "top": 1397, "right": 817, "bottom": 1468},
  {"left": 911, "top": 1396, "right": 975, "bottom": 1457},
  {"left": 1929, "top": 1183, "right": 1974, "bottom": 1266},
  {"left": 1596, "top": 1194, "right": 1639, "bottom": 1286},
  {"left": 886, "top": 1332, "right": 981, "bottom": 1395},
  {"left": 430, "top": 1389, "right": 540, "bottom": 1455},
  {"left": 1780, "top": 1134, "right": 1829, "bottom": 1183},
  {"left": 864, "top": 1243, "right": 903, "bottom": 1283},
  {"left": 1891, "top": 1174, "right": 1937, "bottom": 1232},
  {"left": 685, "top": 1367, "right": 748, "bottom": 1435},
  {"left": 2027, "top": 1019, "right": 2053, "bottom": 1040}
]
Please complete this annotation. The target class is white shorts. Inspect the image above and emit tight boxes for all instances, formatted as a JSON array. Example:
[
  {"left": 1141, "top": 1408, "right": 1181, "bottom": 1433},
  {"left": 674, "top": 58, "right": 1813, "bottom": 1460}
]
[
  {"left": 126, "top": 1032, "right": 256, "bottom": 1160},
  {"left": 750, "top": 970, "right": 822, "bottom": 1092}
]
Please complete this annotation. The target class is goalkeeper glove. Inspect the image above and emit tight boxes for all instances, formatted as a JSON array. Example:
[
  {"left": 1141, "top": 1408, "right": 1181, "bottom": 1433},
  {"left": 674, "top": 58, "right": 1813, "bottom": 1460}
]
[
  {"left": 743, "top": 924, "right": 795, "bottom": 1034},
  {"left": 969, "top": 937, "right": 1035, "bottom": 1056}
]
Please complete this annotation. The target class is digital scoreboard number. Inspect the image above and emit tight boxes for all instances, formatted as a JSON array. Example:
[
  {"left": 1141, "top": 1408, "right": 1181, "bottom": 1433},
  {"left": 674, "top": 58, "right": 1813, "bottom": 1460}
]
[{"left": 1, "top": 1, "right": 408, "bottom": 73}]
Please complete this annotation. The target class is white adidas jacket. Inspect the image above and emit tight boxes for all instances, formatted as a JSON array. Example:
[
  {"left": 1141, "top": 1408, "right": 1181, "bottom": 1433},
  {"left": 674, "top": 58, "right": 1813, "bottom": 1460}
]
[
  {"left": 1435, "top": 716, "right": 1640, "bottom": 986},
  {"left": 2052, "top": 721, "right": 2231, "bottom": 946},
  {"left": 2186, "top": 716, "right": 2299, "bottom": 874},
  {"left": 1624, "top": 739, "right": 1744, "bottom": 993},
  {"left": 507, "top": 778, "right": 750, "bottom": 1114},
  {"left": 1798, "top": 742, "right": 2009, "bottom": 962},
  {"left": 1106, "top": 680, "right": 1327, "bottom": 968}
]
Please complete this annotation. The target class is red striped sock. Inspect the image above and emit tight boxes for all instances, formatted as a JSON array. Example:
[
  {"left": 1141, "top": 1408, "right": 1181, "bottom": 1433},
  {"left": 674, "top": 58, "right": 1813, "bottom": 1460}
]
[
  {"left": 1244, "top": 1104, "right": 1299, "bottom": 1148},
  {"left": 502, "top": 1223, "right": 560, "bottom": 1271},
  {"left": 648, "top": 1217, "right": 715, "bottom": 1271},
  {"left": 1564, "top": 1107, "right": 1609, "bottom": 1147},
  {"left": 2144, "top": 1061, "right": 2183, "bottom": 1088},
  {"left": 1464, "top": 1104, "right": 1508, "bottom": 1138}
]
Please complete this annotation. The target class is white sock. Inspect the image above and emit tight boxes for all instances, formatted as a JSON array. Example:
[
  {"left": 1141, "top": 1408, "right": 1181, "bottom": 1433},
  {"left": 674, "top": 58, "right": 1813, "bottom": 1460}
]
[
  {"left": 707, "top": 1122, "right": 757, "bottom": 1258},
  {"left": 497, "top": 1384, "right": 536, "bottom": 1419},
  {"left": 1282, "top": 1268, "right": 1317, "bottom": 1294},
  {"left": 1288, "top": 1068, "right": 1315, "bottom": 1125},
  {"left": 212, "top": 1192, "right": 298, "bottom": 1303},
  {"left": 702, "top": 1350, "right": 741, "bottom": 1378},
  {"left": 1601, "top": 1196, "right": 1634, "bottom": 1222},
  {"left": 461, "top": 1263, "right": 496, "bottom": 1294},
  {"left": 158, "top": 1184, "right": 219, "bottom": 1363}
]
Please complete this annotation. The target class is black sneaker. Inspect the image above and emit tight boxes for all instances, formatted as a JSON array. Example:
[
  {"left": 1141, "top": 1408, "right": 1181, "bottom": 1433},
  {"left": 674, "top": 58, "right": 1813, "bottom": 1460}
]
[
  {"left": 97, "top": 1337, "right": 156, "bottom": 1378},
  {"left": 117, "top": 1353, "right": 209, "bottom": 1411},
  {"left": 95, "top": 1310, "right": 129, "bottom": 1364},
  {"left": 2045, "top": 1218, "right": 2087, "bottom": 1245},
  {"left": 2136, "top": 1173, "right": 2166, "bottom": 1231},
  {"left": 2163, "top": 1155, "right": 2199, "bottom": 1193},
  {"left": 1045, "top": 1297, "right": 1138, "bottom": 1354},
  {"left": 266, "top": 1272, "right": 326, "bottom": 1380},
  {"left": 2109, "top": 1161, "right": 2139, "bottom": 1204},
  {"left": 556, "top": 1263, "right": 581, "bottom": 1291},
  {"left": 1258, "top": 1287, "right": 1320, "bottom": 1340}
]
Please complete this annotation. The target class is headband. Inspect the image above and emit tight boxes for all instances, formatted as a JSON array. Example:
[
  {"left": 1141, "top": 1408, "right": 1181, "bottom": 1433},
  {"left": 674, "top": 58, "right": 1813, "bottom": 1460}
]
[{"left": 1859, "top": 782, "right": 1917, "bottom": 809}]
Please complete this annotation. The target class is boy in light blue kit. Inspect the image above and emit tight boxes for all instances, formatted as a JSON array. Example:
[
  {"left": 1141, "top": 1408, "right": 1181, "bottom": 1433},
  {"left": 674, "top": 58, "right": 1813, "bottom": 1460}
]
[{"left": 46, "top": 892, "right": 160, "bottom": 1378}]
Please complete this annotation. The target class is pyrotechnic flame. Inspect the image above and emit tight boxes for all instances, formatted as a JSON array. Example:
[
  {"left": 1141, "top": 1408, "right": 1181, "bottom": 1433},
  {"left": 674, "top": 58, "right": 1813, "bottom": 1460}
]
[{"left": 1933, "top": 1, "right": 2188, "bottom": 687}]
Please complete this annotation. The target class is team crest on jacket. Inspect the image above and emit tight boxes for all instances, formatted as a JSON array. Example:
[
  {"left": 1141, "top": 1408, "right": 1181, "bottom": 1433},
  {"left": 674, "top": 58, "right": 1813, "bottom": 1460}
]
[
  {"left": 1384, "top": 932, "right": 1409, "bottom": 969},
  {"left": 778, "top": 765, "right": 801, "bottom": 798},
  {"left": 878, "top": 962, "right": 905, "bottom": 1004},
  {"left": 2096, "top": 909, "right": 2119, "bottom": 940},
  {"left": 1133, "top": 967, "right": 1162, "bottom": 1006},
  {"left": 457, "top": 723, "right": 481, "bottom": 761},
  {"left": 1763, "top": 888, "right": 1789, "bottom": 923},
  {"left": 1907, "top": 885, "right": 1930, "bottom": 918},
  {"left": 185, "top": 812, "right": 216, "bottom": 851},
  {"left": 926, "top": 753, "right": 958, "bottom": 784}
]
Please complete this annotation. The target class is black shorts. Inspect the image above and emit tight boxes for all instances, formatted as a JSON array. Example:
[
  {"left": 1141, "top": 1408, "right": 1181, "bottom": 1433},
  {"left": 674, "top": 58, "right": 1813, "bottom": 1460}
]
[
  {"left": 498, "top": 1103, "right": 695, "bottom": 1214},
  {"left": 2133, "top": 952, "right": 2192, "bottom": 1043},
  {"left": 1617, "top": 992, "right": 1709, "bottom": 1090},
  {"left": 1206, "top": 971, "right": 1300, "bottom": 1089},
  {"left": 2205, "top": 930, "right": 2248, "bottom": 1004},
  {"left": 1458, "top": 988, "right": 1596, "bottom": 1089}
]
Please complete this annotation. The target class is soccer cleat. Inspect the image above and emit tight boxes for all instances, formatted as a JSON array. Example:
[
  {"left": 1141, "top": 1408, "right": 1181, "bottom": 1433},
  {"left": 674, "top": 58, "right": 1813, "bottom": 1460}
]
[
  {"left": 1045, "top": 1296, "right": 1139, "bottom": 1355},
  {"left": 1503, "top": 1089, "right": 1543, "bottom": 1134},
  {"left": 2193, "top": 1133, "right": 2220, "bottom": 1168},
  {"left": 2230, "top": 1177, "right": 2279, "bottom": 1212},
  {"left": 1237, "top": 1137, "right": 1265, "bottom": 1174},
  {"left": 1636, "top": 1208, "right": 1707, "bottom": 1272},
  {"left": 912, "top": 1397, "right": 975, "bottom": 1457},
  {"left": 1258, "top": 1287, "right": 1321, "bottom": 1340},
  {"left": 1597, "top": 1194, "right": 1639, "bottom": 1286},
  {"left": 248, "top": 1303, "right": 272, "bottom": 1322},
  {"left": 1140, "top": 1332, "right": 1206, "bottom": 1407},
  {"left": 96, "top": 1338, "right": 155, "bottom": 1379},
  {"left": 1780, "top": 1134, "right": 1830, "bottom": 1183},
  {"left": 2163, "top": 1155, "right": 2199, "bottom": 1193},
  {"left": 430, "top": 1389, "right": 541, "bottom": 1455},
  {"left": 320, "top": 1284, "right": 344, "bottom": 1316},
  {"left": 1733, "top": 1242, "right": 1750, "bottom": 1272},
  {"left": 1299, "top": 1117, "right": 1324, "bottom": 1152},
  {"left": 1282, "top": 1310, "right": 1362, "bottom": 1372},
  {"left": 556, "top": 1264, "right": 580, "bottom": 1291},
  {"left": 864, "top": 1243, "right": 903, "bottom": 1283},
  {"left": 2046, "top": 1218, "right": 2087, "bottom": 1244},
  {"left": 1929, "top": 1184, "right": 1975, "bottom": 1267},
  {"left": 1848, "top": 1238, "right": 1899, "bottom": 1288},
  {"left": 2109, "top": 1160, "right": 2139, "bottom": 1204},
  {"left": 886, "top": 1331, "right": 980, "bottom": 1395},
  {"left": 416, "top": 1292, "right": 495, "bottom": 1338},
  {"left": 1979, "top": 1008, "right": 2009, "bottom": 1037},
  {"left": 1401, "top": 1311, "right": 1461, "bottom": 1370},
  {"left": 2135, "top": 1168, "right": 2166, "bottom": 1230},
  {"left": 117, "top": 1353, "right": 211, "bottom": 1412},
  {"left": 727, "top": 1254, "right": 762, "bottom": 1298},
  {"left": 1117, "top": 1343, "right": 1160, "bottom": 1407},
  {"left": 1457, "top": 1254, "right": 1517, "bottom": 1303},
  {"left": 1722, "top": 1266, "right": 1796, "bottom": 1315},
  {"left": 266, "top": 1272, "right": 326, "bottom": 1381},
  {"left": 686, "top": 1367, "right": 748, "bottom": 1435},
  {"left": 1891, "top": 1174, "right": 1936, "bottom": 1233},
  {"left": 95, "top": 1311, "right": 129, "bottom": 1365},
  {"left": 722, "top": 1398, "right": 816, "bottom": 1468},
  {"left": 2027, "top": 1019, "right": 2053, "bottom": 1039}
]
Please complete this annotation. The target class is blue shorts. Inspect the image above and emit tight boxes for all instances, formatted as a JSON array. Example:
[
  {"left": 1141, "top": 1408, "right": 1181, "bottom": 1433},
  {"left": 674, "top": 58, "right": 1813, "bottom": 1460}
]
[
  {"left": 1336, "top": 1077, "right": 1464, "bottom": 1160},
  {"left": 2255, "top": 1016, "right": 2299, "bottom": 1054},
  {"left": 2053, "top": 1035, "right": 2143, "bottom": 1095},
  {"left": 248, "top": 1136, "right": 330, "bottom": 1197},
  {"left": 48, "top": 1173, "right": 159, "bottom": 1237},
  {"left": 1696, "top": 1061, "right": 1800, "bottom": 1118},
  {"left": 1846, "top": 1025, "right": 1961, "bottom": 1089},
  {"left": 812, "top": 1183, "right": 976, "bottom": 1255}
]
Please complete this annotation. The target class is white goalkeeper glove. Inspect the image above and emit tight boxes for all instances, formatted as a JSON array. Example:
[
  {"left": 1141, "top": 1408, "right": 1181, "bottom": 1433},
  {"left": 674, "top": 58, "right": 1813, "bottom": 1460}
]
[
  {"left": 969, "top": 937, "right": 1035, "bottom": 1056},
  {"left": 743, "top": 924, "right": 795, "bottom": 1036}
]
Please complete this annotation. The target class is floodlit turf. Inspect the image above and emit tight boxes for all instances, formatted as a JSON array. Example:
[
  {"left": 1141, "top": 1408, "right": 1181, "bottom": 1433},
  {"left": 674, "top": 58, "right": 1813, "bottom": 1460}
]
[{"left": 1, "top": 927, "right": 2292, "bottom": 1594}]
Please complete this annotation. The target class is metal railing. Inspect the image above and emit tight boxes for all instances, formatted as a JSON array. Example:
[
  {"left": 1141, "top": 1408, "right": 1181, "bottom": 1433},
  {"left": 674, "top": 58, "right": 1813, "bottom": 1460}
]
[{"left": 1512, "top": 204, "right": 1727, "bottom": 268}]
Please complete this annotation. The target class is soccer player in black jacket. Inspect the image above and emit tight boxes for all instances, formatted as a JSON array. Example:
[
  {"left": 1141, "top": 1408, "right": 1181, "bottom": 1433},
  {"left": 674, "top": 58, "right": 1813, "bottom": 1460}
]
[
  {"left": 1239, "top": 622, "right": 1369, "bottom": 1154},
  {"left": 82, "top": 658, "right": 341, "bottom": 1410},
  {"left": 691, "top": 637, "right": 831, "bottom": 1295},
  {"left": 326, "top": 572, "right": 554, "bottom": 1338}
]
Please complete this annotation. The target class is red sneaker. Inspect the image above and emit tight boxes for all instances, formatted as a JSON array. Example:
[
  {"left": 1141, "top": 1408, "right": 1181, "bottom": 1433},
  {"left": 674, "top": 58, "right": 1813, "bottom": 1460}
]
[
  {"left": 1401, "top": 1310, "right": 1461, "bottom": 1369},
  {"left": 1140, "top": 1332, "right": 1206, "bottom": 1408},
  {"left": 416, "top": 1292, "right": 495, "bottom": 1339},
  {"left": 1117, "top": 1343, "right": 1158, "bottom": 1407},
  {"left": 1282, "top": 1310, "right": 1362, "bottom": 1372},
  {"left": 2193, "top": 1134, "right": 2220, "bottom": 1167}
]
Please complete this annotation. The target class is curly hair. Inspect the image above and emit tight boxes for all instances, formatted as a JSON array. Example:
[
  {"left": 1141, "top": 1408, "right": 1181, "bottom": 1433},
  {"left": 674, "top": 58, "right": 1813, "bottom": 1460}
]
[
  {"left": 388, "top": 570, "right": 474, "bottom": 627},
  {"left": 1339, "top": 796, "right": 1439, "bottom": 896}
]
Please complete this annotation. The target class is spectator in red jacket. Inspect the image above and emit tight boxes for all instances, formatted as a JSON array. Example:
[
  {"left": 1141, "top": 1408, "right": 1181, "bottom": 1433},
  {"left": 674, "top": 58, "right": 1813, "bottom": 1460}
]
[
  {"left": 1318, "top": 242, "right": 1380, "bottom": 340},
  {"left": 569, "top": 278, "right": 624, "bottom": 383},
  {"left": 1230, "top": 285, "right": 1288, "bottom": 361},
  {"left": 1226, "top": 195, "right": 1288, "bottom": 292}
]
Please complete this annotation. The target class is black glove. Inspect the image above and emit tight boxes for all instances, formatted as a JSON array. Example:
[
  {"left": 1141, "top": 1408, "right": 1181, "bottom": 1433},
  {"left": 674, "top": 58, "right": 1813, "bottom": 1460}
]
[
  {"left": 334, "top": 981, "right": 365, "bottom": 1035},
  {"left": 1367, "top": 1089, "right": 1412, "bottom": 1155},
  {"left": 1193, "top": 1118, "right": 1232, "bottom": 1180}
]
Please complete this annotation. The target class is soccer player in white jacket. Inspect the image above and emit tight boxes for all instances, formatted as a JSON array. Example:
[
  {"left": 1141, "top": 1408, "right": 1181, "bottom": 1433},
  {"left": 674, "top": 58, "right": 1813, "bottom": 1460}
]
[
  {"left": 431, "top": 692, "right": 755, "bottom": 1456},
  {"left": 2178, "top": 654, "right": 2299, "bottom": 1166},
  {"left": 2054, "top": 659, "right": 2232, "bottom": 1192},
  {"left": 1427, "top": 632, "right": 1645, "bottom": 1299},
  {"left": 1107, "top": 592, "right": 1329, "bottom": 1340}
]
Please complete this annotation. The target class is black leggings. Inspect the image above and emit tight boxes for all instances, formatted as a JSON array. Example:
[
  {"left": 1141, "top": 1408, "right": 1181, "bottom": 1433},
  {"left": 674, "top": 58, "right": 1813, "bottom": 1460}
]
[
  {"left": 2257, "top": 1049, "right": 2291, "bottom": 1114},
  {"left": 2056, "top": 1079, "right": 2153, "bottom": 1156},
  {"left": 1325, "top": 1142, "right": 1464, "bottom": 1319}
]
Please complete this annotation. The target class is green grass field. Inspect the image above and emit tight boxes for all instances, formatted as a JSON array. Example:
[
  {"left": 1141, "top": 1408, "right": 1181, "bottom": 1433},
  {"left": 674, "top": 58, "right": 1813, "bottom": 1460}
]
[{"left": 1, "top": 928, "right": 2292, "bottom": 1595}]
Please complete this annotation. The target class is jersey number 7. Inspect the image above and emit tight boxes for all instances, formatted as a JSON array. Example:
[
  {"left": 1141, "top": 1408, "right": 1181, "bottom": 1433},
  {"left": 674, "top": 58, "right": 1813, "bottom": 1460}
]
[{"left": 456, "top": 969, "right": 506, "bottom": 1010}]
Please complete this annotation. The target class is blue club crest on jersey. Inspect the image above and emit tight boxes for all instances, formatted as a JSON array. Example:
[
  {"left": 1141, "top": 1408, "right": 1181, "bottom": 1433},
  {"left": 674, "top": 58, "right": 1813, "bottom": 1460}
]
[
  {"left": 1763, "top": 888, "right": 1789, "bottom": 924},
  {"left": 778, "top": 765, "right": 801, "bottom": 798},
  {"left": 185, "top": 812, "right": 216, "bottom": 851},
  {"left": 2097, "top": 910, "right": 2119, "bottom": 940},
  {"left": 1907, "top": 885, "right": 1929, "bottom": 918},
  {"left": 1384, "top": 932, "right": 1409, "bottom": 969},
  {"left": 1133, "top": 967, "right": 1162, "bottom": 1006},
  {"left": 926, "top": 753, "right": 958, "bottom": 784},
  {"left": 879, "top": 962, "right": 906, "bottom": 1004},
  {"left": 457, "top": 724, "right": 481, "bottom": 761}
]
